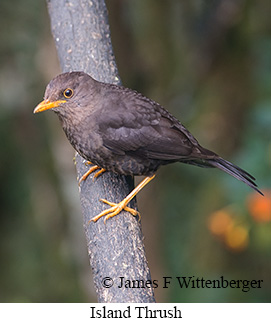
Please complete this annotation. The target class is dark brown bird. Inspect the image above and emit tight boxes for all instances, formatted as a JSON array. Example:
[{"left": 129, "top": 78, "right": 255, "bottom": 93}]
[{"left": 34, "top": 71, "right": 262, "bottom": 222}]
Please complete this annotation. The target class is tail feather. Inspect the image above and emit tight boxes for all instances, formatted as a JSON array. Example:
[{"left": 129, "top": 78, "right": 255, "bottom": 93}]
[{"left": 207, "top": 157, "right": 263, "bottom": 196}]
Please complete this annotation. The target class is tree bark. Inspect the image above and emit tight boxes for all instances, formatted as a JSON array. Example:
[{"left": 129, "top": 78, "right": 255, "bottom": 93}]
[{"left": 46, "top": 0, "right": 155, "bottom": 302}]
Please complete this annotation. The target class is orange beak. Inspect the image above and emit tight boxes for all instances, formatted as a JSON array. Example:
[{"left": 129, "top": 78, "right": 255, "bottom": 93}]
[{"left": 33, "top": 99, "right": 66, "bottom": 114}]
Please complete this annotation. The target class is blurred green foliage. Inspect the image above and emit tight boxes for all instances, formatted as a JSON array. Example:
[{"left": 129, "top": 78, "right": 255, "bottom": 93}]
[{"left": 0, "top": 0, "right": 270, "bottom": 302}]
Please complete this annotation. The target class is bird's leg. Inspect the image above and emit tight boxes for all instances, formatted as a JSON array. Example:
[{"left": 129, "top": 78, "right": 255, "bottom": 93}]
[
  {"left": 78, "top": 161, "right": 106, "bottom": 185},
  {"left": 89, "top": 175, "right": 155, "bottom": 223}
]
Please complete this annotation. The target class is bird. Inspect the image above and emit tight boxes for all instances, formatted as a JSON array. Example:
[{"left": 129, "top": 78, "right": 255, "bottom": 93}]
[{"left": 34, "top": 71, "right": 263, "bottom": 222}]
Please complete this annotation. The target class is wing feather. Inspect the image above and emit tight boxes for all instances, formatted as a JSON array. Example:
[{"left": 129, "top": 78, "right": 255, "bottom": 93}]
[{"left": 96, "top": 94, "right": 197, "bottom": 160}]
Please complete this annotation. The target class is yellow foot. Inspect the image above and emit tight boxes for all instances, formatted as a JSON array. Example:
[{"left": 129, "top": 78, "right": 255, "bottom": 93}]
[
  {"left": 93, "top": 168, "right": 106, "bottom": 180},
  {"left": 78, "top": 163, "right": 106, "bottom": 185},
  {"left": 88, "top": 175, "right": 155, "bottom": 224},
  {"left": 89, "top": 198, "right": 140, "bottom": 224}
]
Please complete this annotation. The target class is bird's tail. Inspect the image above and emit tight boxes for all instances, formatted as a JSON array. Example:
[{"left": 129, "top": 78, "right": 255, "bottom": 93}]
[{"left": 207, "top": 157, "right": 263, "bottom": 196}]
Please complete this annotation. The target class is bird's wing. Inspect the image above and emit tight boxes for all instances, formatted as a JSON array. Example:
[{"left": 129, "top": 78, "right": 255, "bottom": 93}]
[{"left": 96, "top": 96, "right": 207, "bottom": 161}]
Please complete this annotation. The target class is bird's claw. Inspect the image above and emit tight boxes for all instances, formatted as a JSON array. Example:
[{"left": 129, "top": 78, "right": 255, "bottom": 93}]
[
  {"left": 88, "top": 198, "right": 140, "bottom": 224},
  {"left": 78, "top": 164, "right": 106, "bottom": 185}
]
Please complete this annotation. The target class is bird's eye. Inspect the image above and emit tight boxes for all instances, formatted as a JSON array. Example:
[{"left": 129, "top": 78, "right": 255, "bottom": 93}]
[{"left": 63, "top": 88, "right": 74, "bottom": 98}]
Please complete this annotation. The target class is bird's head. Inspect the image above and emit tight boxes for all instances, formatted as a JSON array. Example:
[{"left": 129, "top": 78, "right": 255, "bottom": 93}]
[{"left": 34, "top": 71, "right": 97, "bottom": 118}]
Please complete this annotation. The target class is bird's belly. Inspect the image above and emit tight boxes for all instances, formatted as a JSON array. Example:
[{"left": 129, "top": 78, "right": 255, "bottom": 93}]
[
  {"left": 102, "top": 155, "right": 161, "bottom": 176},
  {"left": 66, "top": 128, "right": 163, "bottom": 176},
  {"left": 104, "top": 156, "right": 155, "bottom": 175},
  {"left": 78, "top": 146, "right": 161, "bottom": 176}
]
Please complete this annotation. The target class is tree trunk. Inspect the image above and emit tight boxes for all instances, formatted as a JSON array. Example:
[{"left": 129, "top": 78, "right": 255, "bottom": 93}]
[{"left": 46, "top": 0, "right": 155, "bottom": 302}]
